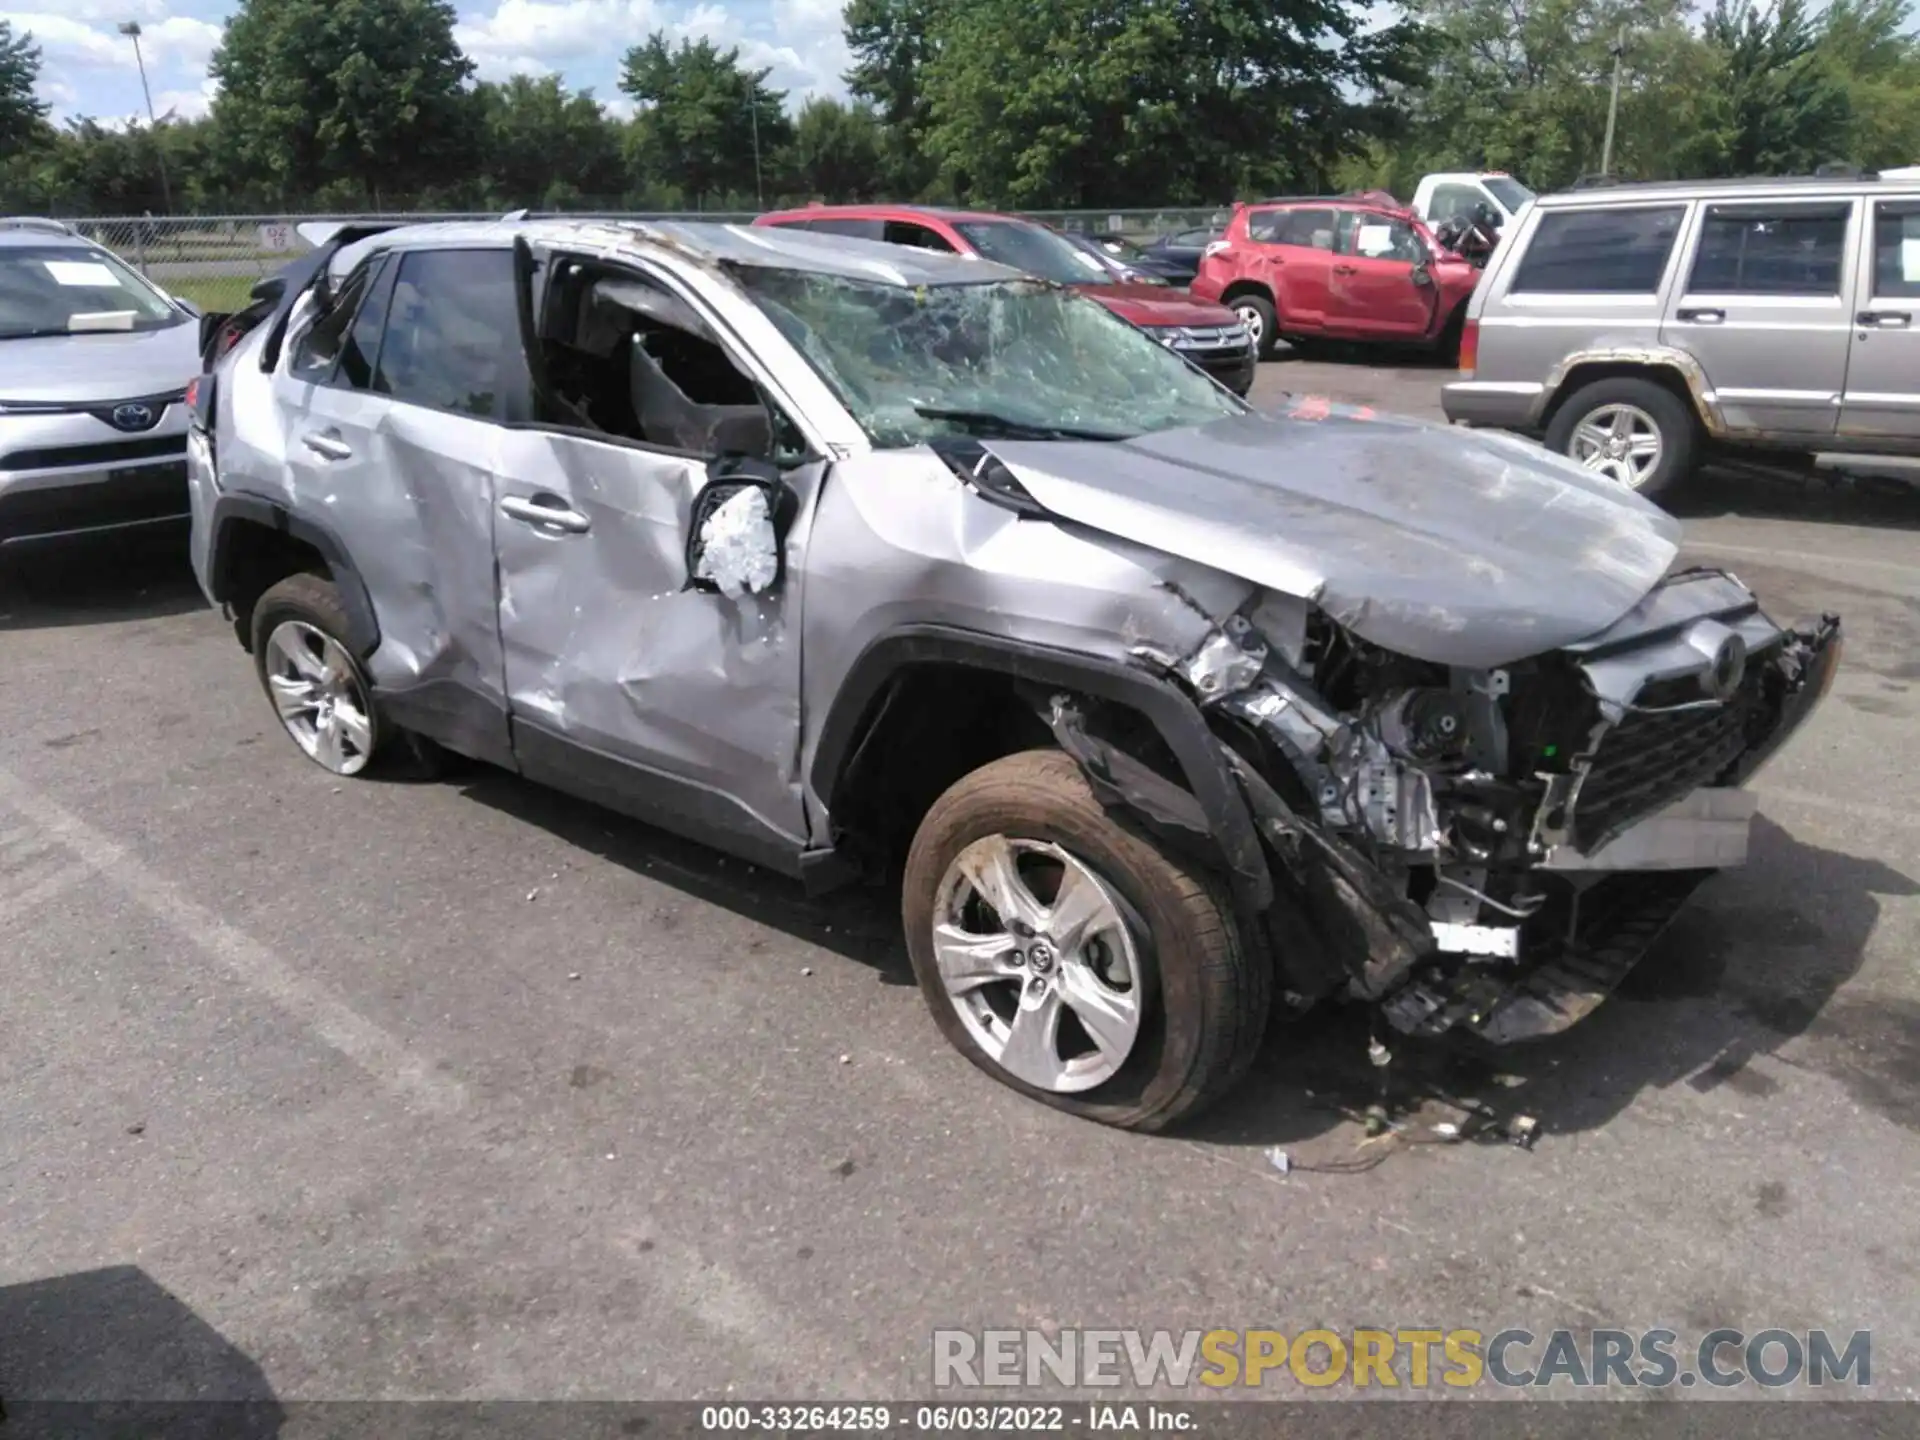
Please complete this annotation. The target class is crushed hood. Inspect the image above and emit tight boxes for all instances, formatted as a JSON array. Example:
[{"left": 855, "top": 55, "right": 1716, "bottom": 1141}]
[{"left": 984, "top": 406, "right": 1683, "bottom": 668}]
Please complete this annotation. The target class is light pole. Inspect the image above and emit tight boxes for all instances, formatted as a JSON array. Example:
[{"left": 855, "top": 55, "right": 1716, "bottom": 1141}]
[
  {"left": 118, "top": 20, "right": 173, "bottom": 214},
  {"left": 1600, "top": 26, "right": 1627, "bottom": 178},
  {"left": 747, "top": 92, "right": 764, "bottom": 208}
]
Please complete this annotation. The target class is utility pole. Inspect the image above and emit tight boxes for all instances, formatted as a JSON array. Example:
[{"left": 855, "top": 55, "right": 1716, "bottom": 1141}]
[
  {"left": 1600, "top": 26, "right": 1627, "bottom": 178},
  {"left": 118, "top": 21, "right": 173, "bottom": 214},
  {"left": 747, "top": 92, "right": 764, "bottom": 208}
]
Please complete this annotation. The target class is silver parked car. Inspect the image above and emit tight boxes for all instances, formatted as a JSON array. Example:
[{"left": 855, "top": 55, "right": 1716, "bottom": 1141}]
[
  {"left": 188, "top": 218, "right": 1840, "bottom": 1130},
  {"left": 1443, "top": 171, "right": 1920, "bottom": 498},
  {"left": 0, "top": 218, "right": 208, "bottom": 549}
]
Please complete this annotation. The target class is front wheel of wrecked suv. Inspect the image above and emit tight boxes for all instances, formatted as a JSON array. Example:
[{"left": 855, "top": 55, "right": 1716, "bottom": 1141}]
[{"left": 902, "top": 749, "right": 1270, "bottom": 1131}]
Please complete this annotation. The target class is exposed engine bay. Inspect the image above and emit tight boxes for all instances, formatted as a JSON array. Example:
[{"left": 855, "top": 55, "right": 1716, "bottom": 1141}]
[{"left": 1117, "top": 568, "right": 1843, "bottom": 1045}]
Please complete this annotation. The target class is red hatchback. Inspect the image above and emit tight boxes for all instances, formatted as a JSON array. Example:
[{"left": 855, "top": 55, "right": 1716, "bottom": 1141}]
[
  {"left": 1189, "top": 196, "right": 1479, "bottom": 361},
  {"left": 754, "top": 204, "right": 1257, "bottom": 396}
]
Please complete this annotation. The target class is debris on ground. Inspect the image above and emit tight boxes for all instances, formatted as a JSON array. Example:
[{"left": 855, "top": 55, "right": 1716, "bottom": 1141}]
[{"left": 1265, "top": 1146, "right": 1291, "bottom": 1175}]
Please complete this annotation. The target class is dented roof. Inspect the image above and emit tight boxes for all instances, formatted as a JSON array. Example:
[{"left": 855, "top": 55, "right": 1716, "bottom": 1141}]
[{"left": 330, "top": 217, "right": 1019, "bottom": 290}]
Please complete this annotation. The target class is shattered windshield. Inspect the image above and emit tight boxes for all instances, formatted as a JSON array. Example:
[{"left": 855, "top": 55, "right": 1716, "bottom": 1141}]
[
  {"left": 733, "top": 270, "right": 1248, "bottom": 448},
  {"left": 953, "top": 221, "right": 1115, "bottom": 286}
]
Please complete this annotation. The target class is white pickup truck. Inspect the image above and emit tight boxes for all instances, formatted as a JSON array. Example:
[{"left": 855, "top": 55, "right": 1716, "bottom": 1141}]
[{"left": 1408, "top": 172, "right": 1537, "bottom": 228}]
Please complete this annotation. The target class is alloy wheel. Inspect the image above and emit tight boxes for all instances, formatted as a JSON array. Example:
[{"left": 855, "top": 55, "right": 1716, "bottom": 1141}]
[
  {"left": 263, "top": 620, "right": 376, "bottom": 776},
  {"left": 1233, "top": 303, "right": 1265, "bottom": 347},
  {"left": 1569, "top": 403, "right": 1663, "bottom": 489},
  {"left": 930, "top": 835, "right": 1144, "bottom": 1093}
]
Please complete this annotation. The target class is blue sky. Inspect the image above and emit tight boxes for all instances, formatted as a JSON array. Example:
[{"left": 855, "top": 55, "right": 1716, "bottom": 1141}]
[{"left": 6, "top": 0, "right": 853, "bottom": 126}]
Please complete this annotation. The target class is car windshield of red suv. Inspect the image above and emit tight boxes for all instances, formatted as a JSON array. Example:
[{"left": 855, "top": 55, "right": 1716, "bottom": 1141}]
[
  {"left": 952, "top": 220, "right": 1117, "bottom": 287},
  {"left": 732, "top": 269, "right": 1247, "bottom": 448}
]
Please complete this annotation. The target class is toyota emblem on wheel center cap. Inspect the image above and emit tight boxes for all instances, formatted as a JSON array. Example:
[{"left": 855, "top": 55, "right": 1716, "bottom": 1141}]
[
  {"left": 1027, "top": 942, "right": 1055, "bottom": 974},
  {"left": 109, "top": 402, "right": 155, "bottom": 431}
]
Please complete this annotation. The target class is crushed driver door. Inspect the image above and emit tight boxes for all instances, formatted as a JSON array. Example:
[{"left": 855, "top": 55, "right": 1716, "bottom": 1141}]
[{"left": 490, "top": 241, "right": 824, "bottom": 874}]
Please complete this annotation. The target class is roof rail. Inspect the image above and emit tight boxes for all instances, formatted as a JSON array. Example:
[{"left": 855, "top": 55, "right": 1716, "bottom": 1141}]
[
  {"left": 1567, "top": 174, "right": 1625, "bottom": 190},
  {"left": 0, "top": 217, "right": 77, "bottom": 235}
]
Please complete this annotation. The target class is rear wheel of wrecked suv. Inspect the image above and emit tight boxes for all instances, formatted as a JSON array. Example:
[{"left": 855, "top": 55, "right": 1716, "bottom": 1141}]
[
  {"left": 902, "top": 750, "right": 1269, "bottom": 1132},
  {"left": 1545, "top": 376, "right": 1697, "bottom": 501},
  {"left": 251, "top": 573, "right": 400, "bottom": 778}
]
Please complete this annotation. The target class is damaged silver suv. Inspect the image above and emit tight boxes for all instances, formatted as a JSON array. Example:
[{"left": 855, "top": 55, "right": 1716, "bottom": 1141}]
[{"left": 187, "top": 218, "right": 1842, "bottom": 1131}]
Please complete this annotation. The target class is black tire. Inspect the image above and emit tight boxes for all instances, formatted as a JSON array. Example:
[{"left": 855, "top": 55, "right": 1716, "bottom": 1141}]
[
  {"left": 1230, "top": 293, "right": 1279, "bottom": 361},
  {"left": 902, "top": 749, "right": 1270, "bottom": 1132},
  {"left": 249, "top": 572, "right": 449, "bottom": 779},
  {"left": 1544, "top": 376, "right": 1698, "bottom": 502}
]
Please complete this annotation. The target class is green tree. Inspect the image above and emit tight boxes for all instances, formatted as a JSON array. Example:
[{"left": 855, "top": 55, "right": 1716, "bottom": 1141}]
[
  {"left": 906, "top": 0, "right": 1424, "bottom": 208},
  {"left": 843, "top": 0, "right": 941, "bottom": 196},
  {"left": 619, "top": 34, "right": 792, "bottom": 208},
  {"left": 1692, "top": 0, "right": 1853, "bottom": 175},
  {"left": 786, "top": 97, "right": 884, "bottom": 201},
  {"left": 476, "top": 75, "right": 624, "bottom": 209},
  {"left": 1387, "top": 0, "right": 1714, "bottom": 192},
  {"left": 208, "top": 0, "right": 477, "bottom": 206},
  {"left": 0, "top": 19, "right": 47, "bottom": 154},
  {"left": 1812, "top": 0, "right": 1920, "bottom": 169}
]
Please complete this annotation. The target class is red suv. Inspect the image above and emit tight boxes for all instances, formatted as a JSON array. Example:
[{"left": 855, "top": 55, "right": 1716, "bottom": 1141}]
[
  {"left": 753, "top": 205, "right": 1256, "bottom": 396},
  {"left": 1189, "top": 196, "right": 1479, "bottom": 360}
]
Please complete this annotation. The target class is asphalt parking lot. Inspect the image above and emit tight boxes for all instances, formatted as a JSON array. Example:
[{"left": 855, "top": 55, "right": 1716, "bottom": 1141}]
[{"left": 3, "top": 354, "right": 1918, "bottom": 1409}]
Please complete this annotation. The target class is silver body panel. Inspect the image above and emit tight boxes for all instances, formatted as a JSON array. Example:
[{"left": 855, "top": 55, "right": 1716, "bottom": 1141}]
[{"left": 191, "top": 218, "right": 1836, "bottom": 1036}]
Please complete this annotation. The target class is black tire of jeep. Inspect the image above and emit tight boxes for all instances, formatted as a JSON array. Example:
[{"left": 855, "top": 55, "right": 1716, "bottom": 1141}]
[
  {"left": 1233, "top": 293, "right": 1279, "bottom": 361},
  {"left": 1544, "top": 376, "right": 1698, "bottom": 502},
  {"left": 902, "top": 749, "right": 1270, "bottom": 1132},
  {"left": 249, "top": 573, "right": 450, "bottom": 779}
]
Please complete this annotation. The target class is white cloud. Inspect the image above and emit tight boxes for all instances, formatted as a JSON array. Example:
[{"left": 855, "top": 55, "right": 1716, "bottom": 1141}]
[
  {"left": 0, "top": 11, "right": 222, "bottom": 70},
  {"left": 454, "top": 0, "right": 663, "bottom": 76},
  {"left": 601, "top": 94, "right": 638, "bottom": 120},
  {"left": 152, "top": 75, "right": 219, "bottom": 121}
]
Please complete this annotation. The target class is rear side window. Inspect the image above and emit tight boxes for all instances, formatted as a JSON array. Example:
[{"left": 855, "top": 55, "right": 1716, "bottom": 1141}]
[
  {"left": 1687, "top": 203, "right": 1850, "bottom": 296},
  {"left": 289, "top": 260, "right": 380, "bottom": 383},
  {"left": 375, "top": 249, "right": 527, "bottom": 421},
  {"left": 1248, "top": 208, "right": 1335, "bottom": 250},
  {"left": 1874, "top": 201, "right": 1920, "bottom": 299},
  {"left": 1511, "top": 206, "right": 1685, "bottom": 294},
  {"left": 805, "top": 217, "right": 886, "bottom": 240},
  {"left": 881, "top": 220, "right": 955, "bottom": 252},
  {"left": 1428, "top": 184, "right": 1490, "bottom": 223}
]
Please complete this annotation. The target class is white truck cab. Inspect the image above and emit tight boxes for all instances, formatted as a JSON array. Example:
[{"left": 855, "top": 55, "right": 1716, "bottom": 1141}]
[{"left": 1410, "top": 172, "right": 1537, "bottom": 228}]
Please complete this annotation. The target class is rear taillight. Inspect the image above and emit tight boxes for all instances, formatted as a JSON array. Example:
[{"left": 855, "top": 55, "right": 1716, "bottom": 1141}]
[
  {"left": 1457, "top": 318, "right": 1479, "bottom": 376},
  {"left": 184, "top": 376, "right": 200, "bottom": 410}
]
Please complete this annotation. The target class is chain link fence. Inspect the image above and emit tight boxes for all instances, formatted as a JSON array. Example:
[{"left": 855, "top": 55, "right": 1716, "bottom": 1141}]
[{"left": 57, "top": 208, "right": 1234, "bottom": 315}]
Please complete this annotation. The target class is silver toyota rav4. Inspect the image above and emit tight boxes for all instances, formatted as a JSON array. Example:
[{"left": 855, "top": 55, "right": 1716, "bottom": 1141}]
[
  {"left": 187, "top": 218, "right": 1842, "bottom": 1131},
  {"left": 0, "top": 218, "right": 208, "bottom": 550}
]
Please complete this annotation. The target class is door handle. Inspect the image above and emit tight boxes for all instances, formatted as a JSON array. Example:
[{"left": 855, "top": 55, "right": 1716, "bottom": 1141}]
[
  {"left": 1857, "top": 310, "right": 1912, "bottom": 328},
  {"left": 1676, "top": 308, "right": 1725, "bottom": 324},
  {"left": 1333, "top": 264, "right": 1358, "bottom": 275},
  {"left": 301, "top": 430, "right": 353, "bottom": 460},
  {"left": 500, "top": 494, "right": 591, "bottom": 534}
]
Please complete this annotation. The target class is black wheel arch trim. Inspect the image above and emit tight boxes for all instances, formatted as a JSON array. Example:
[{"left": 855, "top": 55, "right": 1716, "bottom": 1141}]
[
  {"left": 810, "top": 625, "right": 1274, "bottom": 913},
  {"left": 207, "top": 492, "right": 381, "bottom": 658}
]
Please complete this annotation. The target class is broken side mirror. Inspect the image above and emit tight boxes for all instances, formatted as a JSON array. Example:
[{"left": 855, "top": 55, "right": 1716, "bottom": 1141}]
[
  {"left": 1411, "top": 262, "right": 1434, "bottom": 288},
  {"left": 686, "top": 456, "right": 799, "bottom": 599}
]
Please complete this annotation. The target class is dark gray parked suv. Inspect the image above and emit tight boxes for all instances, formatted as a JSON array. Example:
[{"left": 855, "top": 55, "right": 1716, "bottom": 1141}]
[
  {"left": 188, "top": 217, "right": 1840, "bottom": 1131},
  {"left": 1444, "top": 172, "right": 1920, "bottom": 498}
]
